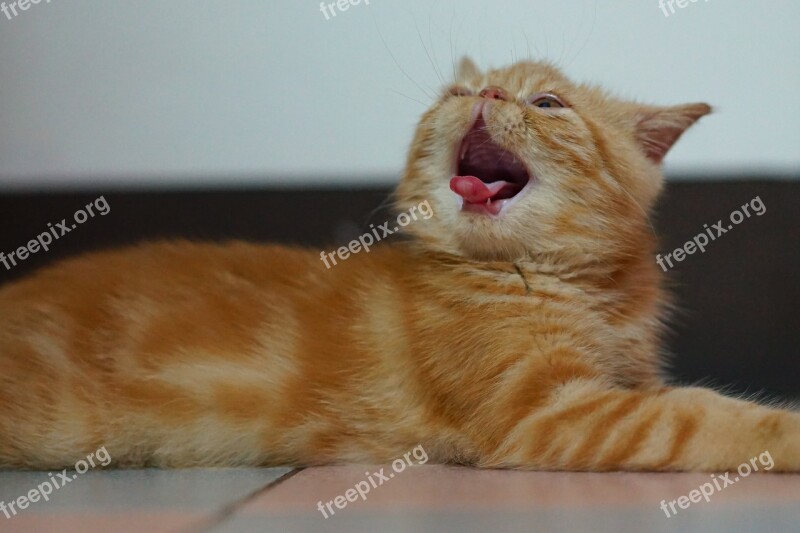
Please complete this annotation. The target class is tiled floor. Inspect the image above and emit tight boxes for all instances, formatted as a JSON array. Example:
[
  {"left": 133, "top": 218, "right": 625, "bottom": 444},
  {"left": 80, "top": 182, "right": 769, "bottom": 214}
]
[{"left": 1, "top": 466, "right": 798, "bottom": 532}]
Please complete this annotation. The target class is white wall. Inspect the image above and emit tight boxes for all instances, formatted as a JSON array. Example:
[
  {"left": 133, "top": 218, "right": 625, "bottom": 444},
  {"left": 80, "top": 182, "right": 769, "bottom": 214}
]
[{"left": 0, "top": 0, "right": 798, "bottom": 190}]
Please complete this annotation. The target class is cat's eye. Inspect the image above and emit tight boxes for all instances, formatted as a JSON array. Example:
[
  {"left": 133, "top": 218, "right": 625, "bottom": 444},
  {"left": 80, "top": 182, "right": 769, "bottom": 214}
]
[
  {"left": 526, "top": 93, "right": 567, "bottom": 109},
  {"left": 448, "top": 86, "right": 473, "bottom": 97}
]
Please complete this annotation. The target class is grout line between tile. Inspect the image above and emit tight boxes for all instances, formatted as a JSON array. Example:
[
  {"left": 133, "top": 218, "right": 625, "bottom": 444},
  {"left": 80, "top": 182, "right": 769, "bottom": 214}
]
[{"left": 185, "top": 468, "right": 305, "bottom": 533}]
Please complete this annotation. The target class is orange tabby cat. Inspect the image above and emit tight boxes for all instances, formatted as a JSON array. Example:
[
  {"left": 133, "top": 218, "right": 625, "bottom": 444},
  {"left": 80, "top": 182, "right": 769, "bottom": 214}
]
[{"left": 1, "top": 58, "right": 798, "bottom": 471}]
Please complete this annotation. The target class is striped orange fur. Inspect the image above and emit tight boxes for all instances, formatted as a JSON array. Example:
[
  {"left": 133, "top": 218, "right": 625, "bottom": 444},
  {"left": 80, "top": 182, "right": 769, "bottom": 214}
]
[{"left": 1, "top": 59, "right": 798, "bottom": 471}]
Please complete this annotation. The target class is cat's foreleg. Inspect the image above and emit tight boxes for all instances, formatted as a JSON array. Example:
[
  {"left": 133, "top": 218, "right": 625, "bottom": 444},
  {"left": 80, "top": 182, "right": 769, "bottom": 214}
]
[{"left": 481, "top": 381, "right": 800, "bottom": 472}]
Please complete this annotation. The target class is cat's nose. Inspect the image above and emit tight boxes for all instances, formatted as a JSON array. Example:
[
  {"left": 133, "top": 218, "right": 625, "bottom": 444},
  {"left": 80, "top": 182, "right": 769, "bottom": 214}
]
[{"left": 479, "top": 86, "right": 509, "bottom": 101}]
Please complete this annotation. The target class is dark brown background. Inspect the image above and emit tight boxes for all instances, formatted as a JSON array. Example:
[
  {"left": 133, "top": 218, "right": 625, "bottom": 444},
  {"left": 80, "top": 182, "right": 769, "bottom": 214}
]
[{"left": 1, "top": 179, "right": 797, "bottom": 400}]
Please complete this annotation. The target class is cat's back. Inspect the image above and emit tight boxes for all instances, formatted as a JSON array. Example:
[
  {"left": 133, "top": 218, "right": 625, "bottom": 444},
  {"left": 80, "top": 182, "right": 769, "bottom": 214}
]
[
  {"left": 0, "top": 239, "right": 418, "bottom": 351},
  {"left": 1, "top": 240, "right": 318, "bottom": 303}
]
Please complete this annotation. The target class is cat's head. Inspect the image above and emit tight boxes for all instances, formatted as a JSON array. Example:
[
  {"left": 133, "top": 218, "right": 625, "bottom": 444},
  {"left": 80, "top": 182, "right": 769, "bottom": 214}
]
[{"left": 395, "top": 58, "right": 710, "bottom": 268}]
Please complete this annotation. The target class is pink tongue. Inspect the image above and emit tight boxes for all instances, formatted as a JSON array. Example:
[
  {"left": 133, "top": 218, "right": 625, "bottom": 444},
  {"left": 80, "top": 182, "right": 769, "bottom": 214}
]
[{"left": 450, "top": 176, "right": 507, "bottom": 203}]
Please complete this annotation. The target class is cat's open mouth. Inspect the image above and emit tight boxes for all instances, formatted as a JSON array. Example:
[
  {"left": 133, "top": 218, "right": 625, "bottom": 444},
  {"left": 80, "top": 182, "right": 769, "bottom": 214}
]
[{"left": 450, "top": 116, "right": 531, "bottom": 216}]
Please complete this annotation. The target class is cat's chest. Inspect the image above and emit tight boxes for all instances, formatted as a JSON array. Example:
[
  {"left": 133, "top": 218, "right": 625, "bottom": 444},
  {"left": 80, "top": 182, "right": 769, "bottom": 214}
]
[{"left": 415, "top": 272, "right": 610, "bottom": 354}]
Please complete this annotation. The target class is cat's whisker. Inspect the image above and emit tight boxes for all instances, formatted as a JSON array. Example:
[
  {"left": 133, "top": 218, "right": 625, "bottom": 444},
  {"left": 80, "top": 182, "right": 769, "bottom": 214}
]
[
  {"left": 390, "top": 90, "right": 429, "bottom": 108},
  {"left": 364, "top": 191, "right": 398, "bottom": 227},
  {"left": 564, "top": 0, "right": 599, "bottom": 69},
  {"left": 522, "top": 31, "right": 534, "bottom": 62},
  {"left": 448, "top": 17, "right": 457, "bottom": 81},
  {"left": 414, "top": 18, "right": 445, "bottom": 88},
  {"left": 426, "top": 11, "right": 447, "bottom": 86},
  {"left": 368, "top": 7, "right": 437, "bottom": 102}
]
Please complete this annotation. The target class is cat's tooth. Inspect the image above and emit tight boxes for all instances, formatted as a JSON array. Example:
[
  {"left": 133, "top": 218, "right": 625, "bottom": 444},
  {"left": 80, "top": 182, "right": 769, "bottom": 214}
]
[{"left": 460, "top": 141, "right": 468, "bottom": 161}]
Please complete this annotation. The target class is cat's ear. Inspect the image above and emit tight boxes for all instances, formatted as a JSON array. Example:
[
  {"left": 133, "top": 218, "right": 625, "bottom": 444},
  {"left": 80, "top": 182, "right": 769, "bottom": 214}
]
[
  {"left": 633, "top": 103, "right": 711, "bottom": 164},
  {"left": 456, "top": 57, "right": 480, "bottom": 82}
]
